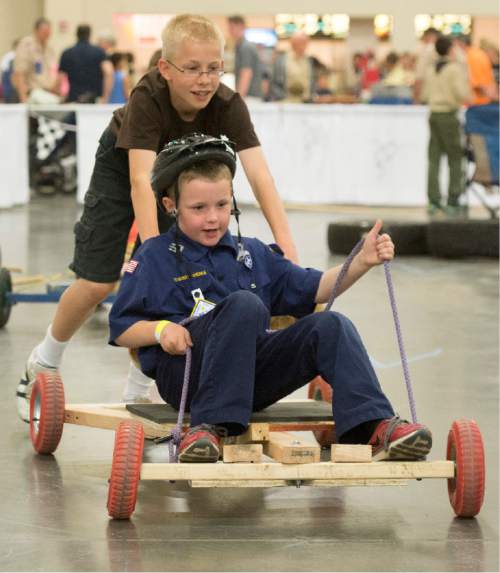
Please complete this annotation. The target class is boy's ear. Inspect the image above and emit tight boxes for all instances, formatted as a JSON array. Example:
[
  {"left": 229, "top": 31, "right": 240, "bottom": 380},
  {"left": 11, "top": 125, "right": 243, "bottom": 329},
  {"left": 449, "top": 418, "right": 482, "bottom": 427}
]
[
  {"left": 158, "top": 58, "right": 173, "bottom": 81},
  {"left": 162, "top": 196, "right": 175, "bottom": 214}
]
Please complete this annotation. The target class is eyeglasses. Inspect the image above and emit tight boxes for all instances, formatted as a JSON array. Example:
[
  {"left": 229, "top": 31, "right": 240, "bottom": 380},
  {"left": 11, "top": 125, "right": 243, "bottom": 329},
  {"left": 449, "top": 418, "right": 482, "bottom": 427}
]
[{"left": 166, "top": 59, "right": 224, "bottom": 78}]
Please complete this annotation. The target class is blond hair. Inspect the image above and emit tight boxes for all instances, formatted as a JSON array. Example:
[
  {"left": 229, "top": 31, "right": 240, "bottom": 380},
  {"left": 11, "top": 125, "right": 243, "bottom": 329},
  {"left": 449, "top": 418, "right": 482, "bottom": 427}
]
[
  {"left": 167, "top": 160, "right": 232, "bottom": 199},
  {"left": 161, "top": 14, "right": 225, "bottom": 60}
]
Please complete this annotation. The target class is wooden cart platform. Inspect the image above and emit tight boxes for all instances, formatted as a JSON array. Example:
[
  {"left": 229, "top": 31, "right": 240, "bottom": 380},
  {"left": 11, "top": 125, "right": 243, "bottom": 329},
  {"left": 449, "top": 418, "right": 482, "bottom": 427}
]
[{"left": 29, "top": 372, "right": 484, "bottom": 519}]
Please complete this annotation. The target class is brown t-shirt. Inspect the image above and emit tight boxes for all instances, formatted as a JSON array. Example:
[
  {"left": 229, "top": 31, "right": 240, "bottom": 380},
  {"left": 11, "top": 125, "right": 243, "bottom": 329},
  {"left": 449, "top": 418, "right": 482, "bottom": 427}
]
[{"left": 110, "top": 69, "right": 260, "bottom": 153}]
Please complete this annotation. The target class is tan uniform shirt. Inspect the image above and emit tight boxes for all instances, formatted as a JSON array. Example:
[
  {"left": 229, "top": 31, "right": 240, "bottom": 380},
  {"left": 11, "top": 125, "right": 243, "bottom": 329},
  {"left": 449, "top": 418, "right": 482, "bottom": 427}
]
[
  {"left": 286, "top": 54, "right": 311, "bottom": 100},
  {"left": 14, "top": 35, "right": 56, "bottom": 92},
  {"left": 421, "top": 58, "right": 471, "bottom": 112}
]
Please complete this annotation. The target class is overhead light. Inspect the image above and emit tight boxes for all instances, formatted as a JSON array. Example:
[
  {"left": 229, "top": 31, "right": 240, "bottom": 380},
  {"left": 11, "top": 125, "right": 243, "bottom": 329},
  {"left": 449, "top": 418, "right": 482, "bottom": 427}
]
[
  {"left": 414, "top": 14, "right": 471, "bottom": 37},
  {"left": 374, "top": 14, "right": 393, "bottom": 38}
]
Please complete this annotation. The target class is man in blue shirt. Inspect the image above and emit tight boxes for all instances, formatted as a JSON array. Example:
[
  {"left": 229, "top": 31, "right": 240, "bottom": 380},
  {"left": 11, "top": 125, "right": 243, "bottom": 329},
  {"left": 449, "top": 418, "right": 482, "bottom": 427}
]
[
  {"left": 109, "top": 134, "right": 432, "bottom": 463},
  {"left": 58, "top": 25, "right": 112, "bottom": 103}
]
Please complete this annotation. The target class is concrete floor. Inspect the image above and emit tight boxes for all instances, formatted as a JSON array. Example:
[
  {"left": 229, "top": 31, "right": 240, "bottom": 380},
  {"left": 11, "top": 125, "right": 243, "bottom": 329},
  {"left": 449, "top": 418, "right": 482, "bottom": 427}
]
[{"left": 0, "top": 194, "right": 498, "bottom": 572}]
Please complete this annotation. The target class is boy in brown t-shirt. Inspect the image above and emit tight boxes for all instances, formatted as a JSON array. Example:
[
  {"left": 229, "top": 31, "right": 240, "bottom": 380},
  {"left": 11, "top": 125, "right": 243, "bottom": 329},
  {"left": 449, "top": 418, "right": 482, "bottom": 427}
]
[{"left": 16, "top": 14, "right": 298, "bottom": 420}]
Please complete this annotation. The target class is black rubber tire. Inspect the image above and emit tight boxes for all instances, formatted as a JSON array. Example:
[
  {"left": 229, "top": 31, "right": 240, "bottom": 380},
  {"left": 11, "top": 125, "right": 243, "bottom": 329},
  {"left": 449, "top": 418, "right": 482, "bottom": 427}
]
[
  {"left": 0, "top": 267, "right": 13, "bottom": 328},
  {"left": 427, "top": 219, "right": 499, "bottom": 258},
  {"left": 327, "top": 221, "right": 429, "bottom": 256}
]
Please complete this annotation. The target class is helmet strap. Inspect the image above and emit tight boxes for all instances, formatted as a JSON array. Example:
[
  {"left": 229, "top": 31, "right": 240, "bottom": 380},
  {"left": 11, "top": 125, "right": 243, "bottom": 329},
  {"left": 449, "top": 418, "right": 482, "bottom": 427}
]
[
  {"left": 231, "top": 193, "right": 246, "bottom": 262},
  {"left": 172, "top": 179, "right": 183, "bottom": 266}
]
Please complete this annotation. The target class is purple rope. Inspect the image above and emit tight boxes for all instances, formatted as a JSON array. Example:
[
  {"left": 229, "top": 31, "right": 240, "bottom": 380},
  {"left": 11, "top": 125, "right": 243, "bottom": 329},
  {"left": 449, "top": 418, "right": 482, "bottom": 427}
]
[
  {"left": 166, "top": 316, "right": 196, "bottom": 463},
  {"left": 167, "top": 345, "right": 192, "bottom": 462},
  {"left": 383, "top": 261, "right": 418, "bottom": 423},
  {"left": 325, "top": 238, "right": 418, "bottom": 423},
  {"left": 325, "top": 240, "right": 364, "bottom": 311}
]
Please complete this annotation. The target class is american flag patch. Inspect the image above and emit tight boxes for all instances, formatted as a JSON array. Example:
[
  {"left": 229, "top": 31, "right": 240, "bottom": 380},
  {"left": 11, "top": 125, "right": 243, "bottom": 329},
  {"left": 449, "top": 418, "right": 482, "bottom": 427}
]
[{"left": 124, "top": 259, "right": 139, "bottom": 274}]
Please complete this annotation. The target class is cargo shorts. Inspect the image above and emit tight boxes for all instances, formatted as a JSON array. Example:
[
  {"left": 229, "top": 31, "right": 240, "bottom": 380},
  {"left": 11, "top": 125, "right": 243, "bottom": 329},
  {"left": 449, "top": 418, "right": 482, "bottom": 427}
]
[{"left": 69, "top": 127, "right": 173, "bottom": 283}]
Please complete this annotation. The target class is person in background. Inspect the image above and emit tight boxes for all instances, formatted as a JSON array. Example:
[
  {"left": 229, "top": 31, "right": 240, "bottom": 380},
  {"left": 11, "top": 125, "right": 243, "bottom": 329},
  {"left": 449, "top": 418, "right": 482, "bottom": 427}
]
[
  {"left": 108, "top": 52, "right": 130, "bottom": 104},
  {"left": 381, "top": 52, "right": 406, "bottom": 86},
  {"left": 421, "top": 35, "right": 471, "bottom": 217},
  {"left": 268, "top": 31, "right": 315, "bottom": 102},
  {"left": 227, "top": 15, "right": 262, "bottom": 100},
  {"left": 479, "top": 39, "right": 499, "bottom": 86},
  {"left": 1, "top": 39, "right": 19, "bottom": 102},
  {"left": 399, "top": 52, "right": 417, "bottom": 88},
  {"left": 12, "top": 18, "right": 57, "bottom": 103},
  {"left": 359, "top": 51, "right": 380, "bottom": 98},
  {"left": 414, "top": 27, "right": 440, "bottom": 103},
  {"left": 312, "top": 68, "right": 334, "bottom": 102},
  {"left": 480, "top": 39, "right": 499, "bottom": 85},
  {"left": 58, "top": 25, "right": 111, "bottom": 103},
  {"left": 453, "top": 34, "right": 498, "bottom": 106},
  {"left": 96, "top": 30, "right": 116, "bottom": 56},
  {"left": 96, "top": 30, "right": 116, "bottom": 103},
  {"left": 124, "top": 52, "right": 137, "bottom": 89},
  {"left": 370, "top": 52, "right": 412, "bottom": 103}
]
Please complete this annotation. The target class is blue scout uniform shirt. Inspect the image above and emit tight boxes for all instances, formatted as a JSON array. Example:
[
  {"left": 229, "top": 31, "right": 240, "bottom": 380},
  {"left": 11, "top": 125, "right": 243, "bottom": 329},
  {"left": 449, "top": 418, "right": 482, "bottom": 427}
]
[{"left": 109, "top": 225, "right": 323, "bottom": 378}]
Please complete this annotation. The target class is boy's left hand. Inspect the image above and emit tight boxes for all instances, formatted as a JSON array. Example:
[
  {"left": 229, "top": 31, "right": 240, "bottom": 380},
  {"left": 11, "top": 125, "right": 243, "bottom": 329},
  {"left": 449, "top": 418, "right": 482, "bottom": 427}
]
[{"left": 358, "top": 219, "right": 395, "bottom": 267}]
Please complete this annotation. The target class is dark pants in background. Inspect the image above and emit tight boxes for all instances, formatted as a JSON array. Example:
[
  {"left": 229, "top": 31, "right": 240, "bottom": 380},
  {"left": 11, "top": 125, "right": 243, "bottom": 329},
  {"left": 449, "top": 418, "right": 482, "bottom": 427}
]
[
  {"left": 156, "top": 291, "right": 394, "bottom": 439},
  {"left": 427, "top": 111, "right": 464, "bottom": 207}
]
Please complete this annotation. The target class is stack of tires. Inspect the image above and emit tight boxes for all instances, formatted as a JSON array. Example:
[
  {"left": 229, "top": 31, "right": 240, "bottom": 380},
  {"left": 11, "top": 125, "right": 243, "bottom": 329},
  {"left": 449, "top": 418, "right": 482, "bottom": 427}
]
[{"left": 327, "top": 219, "right": 499, "bottom": 258}]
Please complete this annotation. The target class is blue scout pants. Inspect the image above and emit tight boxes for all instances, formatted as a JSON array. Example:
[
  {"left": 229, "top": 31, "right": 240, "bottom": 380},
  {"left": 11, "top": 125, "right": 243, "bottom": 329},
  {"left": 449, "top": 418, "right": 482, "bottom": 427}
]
[{"left": 156, "top": 291, "right": 394, "bottom": 439}]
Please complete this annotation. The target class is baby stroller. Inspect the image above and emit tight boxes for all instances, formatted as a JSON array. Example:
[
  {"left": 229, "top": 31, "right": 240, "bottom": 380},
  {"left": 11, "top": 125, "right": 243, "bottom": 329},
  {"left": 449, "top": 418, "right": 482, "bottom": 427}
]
[
  {"left": 29, "top": 111, "right": 77, "bottom": 196},
  {"left": 463, "top": 103, "right": 499, "bottom": 219}
]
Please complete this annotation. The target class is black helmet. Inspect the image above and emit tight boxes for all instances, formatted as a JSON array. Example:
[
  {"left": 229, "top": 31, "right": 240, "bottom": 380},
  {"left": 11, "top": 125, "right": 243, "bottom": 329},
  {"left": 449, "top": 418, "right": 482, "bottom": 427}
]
[{"left": 151, "top": 133, "right": 237, "bottom": 209}]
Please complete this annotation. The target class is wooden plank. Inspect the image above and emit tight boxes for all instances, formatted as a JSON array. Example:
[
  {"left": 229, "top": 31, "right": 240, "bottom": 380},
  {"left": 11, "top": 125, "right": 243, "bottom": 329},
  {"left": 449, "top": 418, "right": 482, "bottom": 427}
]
[
  {"left": 263, "top": 432, "right": 320, "bottom": 464},
  {"left": 64, "top": 405, "right": 175, "bottom": 439},
  {"left": 302, "top": 479, "right": 408, "bottom": 487},
  {"left": 268, "top": 422, "right": 334, "bottom": 432},
  {"left": 140, "top": 460, "right": 455, "bottom": 481},
  {"left": 188, "top": 478, "right": 408, "bottom": 488},
  {"left": 224, "top": 423, "right": 270, "bottom": 444},
  {"left": 190, "top": 479, "right": 286, "bottom": 488},
  {"left": 12, "top": 274, "right": 46, "bottom": 286},
  {"left": 223, "top": 444, "right": 263, "bottom": 463},
  {"left": 331, "top": 444, "right": 372, "bottom": 463}
]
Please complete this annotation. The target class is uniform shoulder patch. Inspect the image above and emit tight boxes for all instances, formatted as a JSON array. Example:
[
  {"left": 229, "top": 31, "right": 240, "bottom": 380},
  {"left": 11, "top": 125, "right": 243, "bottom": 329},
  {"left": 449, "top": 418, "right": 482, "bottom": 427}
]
[{"left": 124, "top": 259, "right": 139, "bottom": 274}]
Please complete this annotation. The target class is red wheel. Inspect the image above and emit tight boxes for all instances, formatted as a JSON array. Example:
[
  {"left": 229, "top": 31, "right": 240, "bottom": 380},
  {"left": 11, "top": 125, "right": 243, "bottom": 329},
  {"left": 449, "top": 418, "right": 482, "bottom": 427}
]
[
  {"left": 307, "top": 376, "right": 332, "bottom": 402},
  {"left": 447, "top": 419, "right": 485, "bottom": 518},
  {"left": 107, "top": 420, "right": 144, "bottom": 519},
  {"left": 307, "top": 376, "right": 335, "bottom": 447},
  {"left": 29, "top": 372, "right": 65, "bottom": 454}
]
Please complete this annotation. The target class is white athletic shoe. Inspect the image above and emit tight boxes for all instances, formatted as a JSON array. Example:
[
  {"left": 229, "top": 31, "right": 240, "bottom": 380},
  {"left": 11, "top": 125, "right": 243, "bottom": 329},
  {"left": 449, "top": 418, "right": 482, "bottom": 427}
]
[
  {"left": 17, "top": 349, "right": 58, "bottom": 422},
  {"left": 121, "top": 360, "right": 154, "bottom": 404}
]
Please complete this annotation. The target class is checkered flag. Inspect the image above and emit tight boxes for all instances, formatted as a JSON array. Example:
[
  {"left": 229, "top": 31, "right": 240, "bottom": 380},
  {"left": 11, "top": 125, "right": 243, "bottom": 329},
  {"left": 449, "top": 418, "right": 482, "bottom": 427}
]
[{"left": 36, "top": 115, "right": 67, "bottom": 161}]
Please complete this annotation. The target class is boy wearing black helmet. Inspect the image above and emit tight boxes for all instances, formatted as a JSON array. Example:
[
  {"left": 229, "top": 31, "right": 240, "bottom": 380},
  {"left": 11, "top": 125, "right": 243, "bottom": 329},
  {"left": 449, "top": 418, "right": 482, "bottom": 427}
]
[
  {"left": 17, "top": 14, "right": 298, "bottom": 420},
  {"left": 109, "top": 134, "right": 432, "bottom": 464}
]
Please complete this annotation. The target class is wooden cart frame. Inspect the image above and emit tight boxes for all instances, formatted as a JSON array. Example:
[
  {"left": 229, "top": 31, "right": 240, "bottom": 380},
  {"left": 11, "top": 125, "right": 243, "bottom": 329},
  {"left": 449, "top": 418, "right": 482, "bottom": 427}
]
[{"left": 29, "top": 372, "right": 485, "bottom": 520}]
